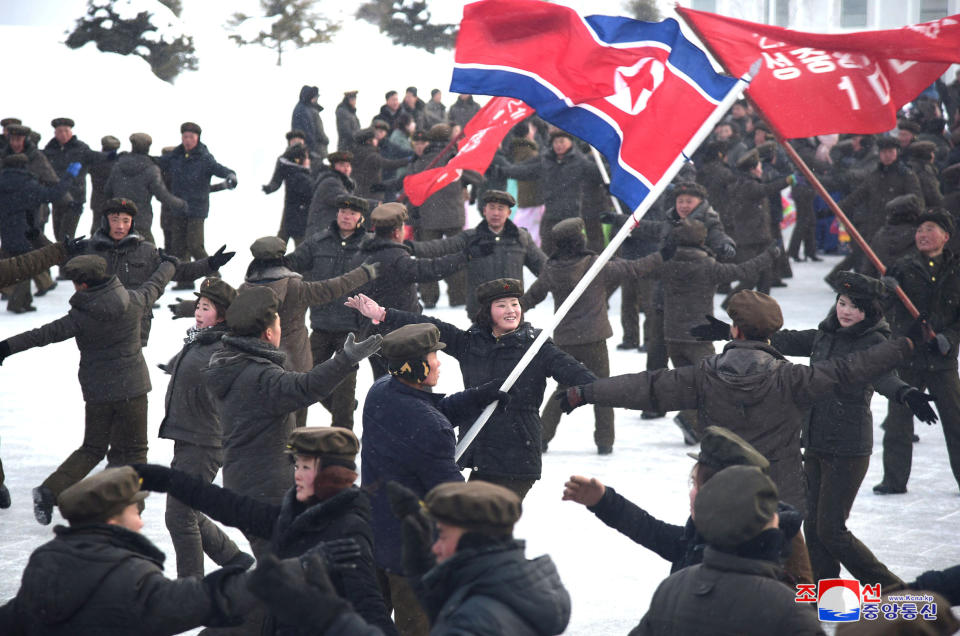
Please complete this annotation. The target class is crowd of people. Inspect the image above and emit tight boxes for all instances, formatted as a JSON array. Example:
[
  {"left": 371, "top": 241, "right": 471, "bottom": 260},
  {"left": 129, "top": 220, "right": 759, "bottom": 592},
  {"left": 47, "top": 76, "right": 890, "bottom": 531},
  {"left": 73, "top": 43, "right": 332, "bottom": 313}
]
[{"left": 1, "top": 78, "right": 960, "bottom": 635}]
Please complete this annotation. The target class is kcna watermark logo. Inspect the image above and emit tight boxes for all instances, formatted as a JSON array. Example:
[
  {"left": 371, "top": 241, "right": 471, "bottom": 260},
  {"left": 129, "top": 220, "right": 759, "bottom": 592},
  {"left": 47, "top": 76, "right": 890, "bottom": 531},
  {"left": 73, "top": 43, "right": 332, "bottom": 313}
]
[{"left": 795, "top": 579, "right": 938, "bottom": 622}]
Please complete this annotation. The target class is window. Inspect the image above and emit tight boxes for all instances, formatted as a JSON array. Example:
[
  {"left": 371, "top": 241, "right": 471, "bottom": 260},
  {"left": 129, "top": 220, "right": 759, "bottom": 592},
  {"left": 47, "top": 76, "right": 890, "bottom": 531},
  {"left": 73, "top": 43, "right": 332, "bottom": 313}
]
[
  {"left": 841, "top": 0, "right": 868, "bottom": 27},
  {"left": 775, "top": 0, "right": 790, "bottom": 26},
  {"left": 691, "top": 0, "right": 717, "bottom": 12},
  {"left": 920, "top": 0, "right": 949, "bottom": 22}
]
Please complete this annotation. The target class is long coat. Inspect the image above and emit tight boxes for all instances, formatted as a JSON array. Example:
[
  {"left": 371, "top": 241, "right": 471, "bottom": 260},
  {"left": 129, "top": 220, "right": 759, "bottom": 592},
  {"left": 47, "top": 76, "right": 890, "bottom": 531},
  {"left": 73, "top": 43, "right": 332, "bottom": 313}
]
[
  {"left": 838, "top": 161, "right": 923, "bottom": 241},
  {"left": 351, "top": 143, "right": 409, "bottom": 200},
  {"left": 159, "top": 324, "right": 227, "bottom": 448},
  {"left": 291, "top": 85, "right": 329, "bottom": 159},
  {"left": 583, "top": 337, "right": 913, "bottom": 514},
  {"left": 409, "top": 143, "right": 464, "bottom": 231},
  {"left": 262, "top": 157, "right": 313, "bottom": 239},
  {"left": 0, "top": 168, "right": 73, "bottom": 254},
  {"left": 305, "top": 167, "right": 354, "bottom": 237},
  {"left": 42, "top": 135, "right": 104, "bottom": 204},
  {"left": 157, "top": 142, "right": 234, "bottom": 219},
  {"left": 204, "top": 336, "right": 355, "bottom": 505},
  {"left": 380, "top": 312, "right": 597, "bottom": 480},
  {"left": 104, "top": 152, "right": 185, "bottom": 234},
  {"left": 727, "top": 172, "right": 790, "bottom": 249},
  {"left": 335, "top": 99, "right": 361, "bottom": 153}
]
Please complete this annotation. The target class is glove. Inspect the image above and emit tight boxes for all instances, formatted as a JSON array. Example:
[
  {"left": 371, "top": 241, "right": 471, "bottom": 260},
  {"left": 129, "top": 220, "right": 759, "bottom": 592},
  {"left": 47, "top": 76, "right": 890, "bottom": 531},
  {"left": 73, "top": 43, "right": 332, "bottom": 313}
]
[
  {"left": 715, "top": 243, "right": 736, "bottom": 261},
  {"left": 207, "top": 245, "right": 236, "bottom": 270},
  {"left": 247, "top": 553, "right": 350, "bottom": 632},
  {"left": 225, "top": 174, "right": 238, "bottom": 190},
  {"left": 690, "top": 315, "right": 731, "bottom": 341},
  {"left": 555, "top": 385, "right": 586, "bottom": 414},
  {"left": 385, "top": 482, "right": 436, "bottom": 578},
  {"left": 766, "top": 244, "right": 783, "bottom": 259},
  {"left": 168, "top": 298, "right": 194, "bottom": 319},
  {"left": 902, "top": 388, "right": 939, "bottom": 424},
  {"left": 0, "top": 340, "right": 11, "bottom": 366},
  {"left": 261, "top": 185, "right": 270, "bottom": 194},
  {"left": 360, "top": 261, "right": 379, "bottom": 281},
  {"left": 157, "top": 249, "right": 180, "bottom": 267},
  {"left": 466, "top": 235, "right": 495, "bottom": 260},
  {"left": 305, "top": 538, "right": 362, "bottom": 571},
  {"left": 929, "top": 333, "right": 951, "bottom": 357},
  {"left": 130, "top": 463, "right": 173, "bottom": 492},
  {"left": 472, "top": 377, "right": 511, "bottom": 409},
  {"left": 659, "top": 238, "right": 677, "bottom": 262},
  {"left": 66, "top": 162, "right": 82, "bottom": 177},
  {"left": 341, "top": 332, "right": 382, "bottom": 364},
  {"left": 65, "top": 235, "right": 88, "bottom": 256}
]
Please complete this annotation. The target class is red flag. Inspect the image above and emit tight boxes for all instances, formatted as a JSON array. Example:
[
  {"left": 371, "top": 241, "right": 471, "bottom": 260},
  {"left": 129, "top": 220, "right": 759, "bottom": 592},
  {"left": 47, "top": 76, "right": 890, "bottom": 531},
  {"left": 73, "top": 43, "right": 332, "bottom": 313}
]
[
  {"left": 403, "top": 96, "right": 533, "bottom": 206},
  {"left": 677, "top": 7, "right": 960, "bottom": 138}
]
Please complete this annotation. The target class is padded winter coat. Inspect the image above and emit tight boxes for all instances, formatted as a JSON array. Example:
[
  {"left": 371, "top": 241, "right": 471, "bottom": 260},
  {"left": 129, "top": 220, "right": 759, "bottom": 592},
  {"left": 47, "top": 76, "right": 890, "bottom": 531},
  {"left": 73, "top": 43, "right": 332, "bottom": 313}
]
[
  {"left": 156, "top": 142, "right": 234, "bottom": 219},
  {"left": 104, "top": 151, "right": 185, "bottom": 233},
  {"left": 159, "top": 325, "right": 227, "bottom": 448}
]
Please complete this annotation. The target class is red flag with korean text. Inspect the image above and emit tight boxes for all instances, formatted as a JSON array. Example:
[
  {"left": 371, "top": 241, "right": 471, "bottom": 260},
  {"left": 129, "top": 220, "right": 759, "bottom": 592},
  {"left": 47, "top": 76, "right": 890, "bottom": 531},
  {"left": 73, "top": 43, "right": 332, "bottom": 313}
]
[
  {"left": 677, "top": 7, "right": 960, "bottom": 138},
  {"left": 403, "top": 96, "right": 533, "bottom": 206}
]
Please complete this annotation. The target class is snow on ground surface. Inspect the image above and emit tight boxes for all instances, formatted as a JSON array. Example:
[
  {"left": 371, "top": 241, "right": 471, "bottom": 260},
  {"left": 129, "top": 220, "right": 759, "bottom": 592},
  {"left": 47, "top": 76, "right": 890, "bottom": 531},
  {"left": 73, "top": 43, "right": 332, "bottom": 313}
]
[{"left": 2, "top": 3, "right": 960, "bottom": 634}]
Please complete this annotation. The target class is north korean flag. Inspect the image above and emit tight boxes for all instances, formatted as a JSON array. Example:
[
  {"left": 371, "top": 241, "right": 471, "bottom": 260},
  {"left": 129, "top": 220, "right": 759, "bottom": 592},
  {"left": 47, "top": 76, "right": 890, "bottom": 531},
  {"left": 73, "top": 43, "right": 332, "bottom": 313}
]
[{"left": 451, "top": 0, "right": 737, "bottom": 211}]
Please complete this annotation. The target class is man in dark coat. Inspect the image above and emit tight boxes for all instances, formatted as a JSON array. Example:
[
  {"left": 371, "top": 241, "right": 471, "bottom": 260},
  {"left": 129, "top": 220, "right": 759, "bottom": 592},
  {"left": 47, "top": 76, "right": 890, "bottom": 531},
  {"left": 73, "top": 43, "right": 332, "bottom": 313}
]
[
  {"left": 400, "top": 87, "right": 427, "bottom": 131},
  {"left": 351, "top": 128, "right": 411, "bottom": 201},
  {"left": 906, "top": 140, "right": 944, "bottom": 209},
  {"left": 860, "top": 194, "right": 923, "bottom": 277},
  {"left": 305, "top": 151, "right": 355, "bottom": 236},
  {"left": 0, "top": 253, "right": 175, "bottom": 525},
  {"left": 42, "top": 117, "right": 107, "bottom": 241},
  {"left": 634, "top": 466, "right": 824, "bottom": 635},
  {"left": 336, "top": 90, "right": 361, "bottom": 153},
  {"left": 0, "top": 467, "right": 257, "bottom": 636},
  {"left": 156, "top": 122, "right": 237, "bottom": 280},
  {"left": 448, "top": 94, "right": 481, "bottom": 132},
  {"left": 291, "top": 85, "right": 329, "bottom": 163},
  {"left": 104, "top": 133, "right": 186, "bottom": 245},
  {"left": 87, "top": 135, "right": 120, "bottom": 233},
  {"left": 424, "top": 89, "right": 446, "bottom": 128},
  {"left": 876, "top": 209, "right": 960, "bottom": 494},
  {"left": 378, "top": 91, "right": 402, "bottom": 130},
  {"left": 262, "top": 138, "right": 314, "bottom": 246}
]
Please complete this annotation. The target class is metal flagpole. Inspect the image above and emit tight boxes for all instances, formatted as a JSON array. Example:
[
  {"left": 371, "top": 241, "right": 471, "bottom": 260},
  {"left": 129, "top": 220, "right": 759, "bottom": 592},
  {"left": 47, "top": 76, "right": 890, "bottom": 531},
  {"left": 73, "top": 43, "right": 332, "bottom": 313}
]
[{"left": 455, "top": 59, "right": 763, "bottom": 461}]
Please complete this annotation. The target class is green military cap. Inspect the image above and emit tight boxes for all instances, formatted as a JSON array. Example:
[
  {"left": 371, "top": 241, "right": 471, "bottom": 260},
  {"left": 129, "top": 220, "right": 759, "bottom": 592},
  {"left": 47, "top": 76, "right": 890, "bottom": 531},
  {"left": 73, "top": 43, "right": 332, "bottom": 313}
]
[
  {"left": 427, "top": 123, "right": 451, "bottom": 142},
  {"left": 907, "top": 140, "right": 937, "bottom": 159},
  {"left": 103, "top": 197, "right": 138, "bottom": 217},
  {"left": 687, "top": 426, "right": 770, "bottom": 472},
  {"left": 250, "top": 236, "right": 287, "bottom": 260},
  {"left": 286, "top": 427, "right": 360, "bottom": 468},
  {"left": 479, "top": 190, "right": 516, "bottom": 208},
  {"left": 735, "top": 148, "right": 760, "bottom": 171},
  {"left": 917, "top": 208, "right": 956, "bottom": 236},
  {"left": 129, "top": 132, "right": 152, "bottom": 153},
  {"left": 51, "top": 117, "right": 75, "bottom": 128},
  {"left": 476, "top": 278, "right": 523, "bottom": 306},
  {"left": 670, "top": 218, "right": 707, "bottom": 248},
  {"left": 1, "top": 117, "right": 22, "bottom": 128},
  {"left": 370, "top": 202, "right": 408, "bottom": 229},
  {"left": 2, "top": 153, "right": 28, "bottom": 169},
  {"left": 828, "top": 271, "right": 885, "bottom": 302},
  {"left": 693, "top": 465, "right": 778, "bottom": 550},
  {"left": 62, "top": 254, "right": 108, "bottom": 283},
  {"left": 58, "top": 466, "right": 149, "bottom": 525},
  {"left": 673, "top": 181, "right": 707, "bottom": 201},
  {"left": 336, "top": 195, "right": 369, "bottom": 214},
  {"left": 551, "top": 217, "right": 585, "bottom": 243},
  {"left": 381, "top": 323, "right": 445, "bottom": 362},
  {"left": 327, "top": 151, "right": 353, "bottom": 165},
  {"left": 180, "top": 121, "right": 202, "bottom": 135},
  {"left": 725, "top": 290, "right": 783, "bottom": 339},
  {"left": 194, "top": 277, "right": 237, "bottom": 309},
  {"left": 5, "top": 124, "right": 29, "bottom": 137},
  {"left": 424, "top": 481, "right": 521, "bottom": 536},
  {"left": 101, "top": 135, "right": 121, "bottom": 151},
  {"left": 226, "top": 286, "right": 279, "bottom": 337}
]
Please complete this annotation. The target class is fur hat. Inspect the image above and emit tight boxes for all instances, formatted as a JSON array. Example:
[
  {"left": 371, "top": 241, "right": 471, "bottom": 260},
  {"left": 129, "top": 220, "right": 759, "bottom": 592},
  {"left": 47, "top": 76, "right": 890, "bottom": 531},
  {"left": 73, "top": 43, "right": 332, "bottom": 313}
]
[
  {"left": 876, "top": 136, "right": 901, "bottom": 150},
  {"left": 897, "top": 119, "right": 921, "bottom": 135},
  {"left": 671, "top": 219, "right": 707, "bottom": 247},
  {"left": 479, "top": 190, "right": 516, "bottom": 208},
  {"left": 336, "top": 195, "right": 369, "bottom": 214},
  {"left": 476, "top": 278, "right": 523, "bottom": 305},
  {"left": 907, "top": 140, "right": 937, "bottom": 159},
  {"left": 354, "top": 128, "right": 376, "bottom": 145},
  {"left": 1, "top": 117, "right": 22, "bottom": 128},
  {"left": 327, "top": 151, "right": 353, "bottom": 165},
  {"left": 735, "top": 149, "right": 761, "bottom": 171},
  {"left": 129, "top": 132, "right": 152, "bottom": 153},
  {"left": 917, "top": 208, "right": 956, "bottom": 236},
  {"left": 549, "top": 128, "right": 574, "bottom": 141},
  {"left": 673, "top": 182, "right": 707, "bottom": 201},
  {"left": 51, "top": 117, "right": 75, "bottom": 128},
  {"left": 286, "top": 129, "right": 307, "bottom": 142},
  {"left": 884, "top": 194, "right": 923, "bottom": 225},
  {"left": 5, "top": 124, "right": 29, "bottom": 137},
  {"left": 427, "top": 124, "right": 451, "bottom": 142},
  {"left": 100, "top": 135, "right": 121, "bottom": 151},
  {"left": 103, "top": 197, "right": 138, "bottom": 217},
  {"left": 180, "top": 121, "right": 202, "bottom": 135}
]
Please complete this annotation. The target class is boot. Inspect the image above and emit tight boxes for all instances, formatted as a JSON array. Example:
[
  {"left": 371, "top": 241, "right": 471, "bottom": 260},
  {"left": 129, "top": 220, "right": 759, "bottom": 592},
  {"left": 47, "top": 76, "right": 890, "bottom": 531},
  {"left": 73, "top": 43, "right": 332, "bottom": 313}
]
[
  {"left": 673, "top": 414, "right": 700, "bottom": 446},
  {"left": 0, "top": 484, "right": 10, "bottom": 509},
  {"left": 33, "top": 486, "right": 56, "bottom": 525}
]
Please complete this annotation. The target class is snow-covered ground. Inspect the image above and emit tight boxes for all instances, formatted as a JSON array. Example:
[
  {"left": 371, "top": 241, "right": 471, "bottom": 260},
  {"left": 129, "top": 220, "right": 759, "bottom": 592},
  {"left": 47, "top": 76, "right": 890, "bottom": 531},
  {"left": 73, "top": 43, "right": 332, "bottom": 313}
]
[{"left": 2, "top": 3, "right": 960, "bottom": 634}]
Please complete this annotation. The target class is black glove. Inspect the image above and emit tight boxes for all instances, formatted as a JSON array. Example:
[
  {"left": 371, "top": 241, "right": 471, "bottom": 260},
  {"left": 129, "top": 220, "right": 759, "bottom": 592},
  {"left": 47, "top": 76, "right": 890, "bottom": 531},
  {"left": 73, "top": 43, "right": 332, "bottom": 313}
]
[
  {"left": 305, "top": 538, "right": 362, "bottom": 571},
  {"left": 342, "top": 332, "right": 382, "bottom": 364},
  {"left": 247, "top": 553, "right": 350, "bottom": 632},
  {"left": 225, "top": 174, "right": 238, "bottom": 190},
  {"left": 715, "top": 243, "right": 736, "bottom": 261},
  {"left": 472, "top": 377, "right": 510, "bottom": 409},
  {"left": 902, "top": 388, "right": 939, "bottom": 425},
  {"left": 555, "top": 385, "right": 587, "bottom": 414},
  {"left": 168, "top": 298, "right": 194, "bottom": 319},
  {"left": 207, "top": 245, "right": 236, "bottom": 270},
  {"left": 929, "top": 333, "right": 951, "bottom": 357},
  {"left": 466, "top": 235, "right": 495, "bottom": 260},
  {"left": 0, "top": 340, "right": 10, "bottom": 366},
  {"left": 157, "top": 249, "right": 181, "bottom": 267},
  {"left": 261, "top": 184, "right": 270, "bottom": 194},
  {"left": 599, "top": 212, "right": 619, "bottom": 225},
  {"left": 130, "top": 463, "right": 173, "bottom": 492},
  {"left": 65, "top": 235, "right": 88, "bottom": 256},
  {"left": 659, "top": 238, "right": 677, "bottom": 261},
  {"left": 690, "top": 315, "right": 731, "bottom": 341}
]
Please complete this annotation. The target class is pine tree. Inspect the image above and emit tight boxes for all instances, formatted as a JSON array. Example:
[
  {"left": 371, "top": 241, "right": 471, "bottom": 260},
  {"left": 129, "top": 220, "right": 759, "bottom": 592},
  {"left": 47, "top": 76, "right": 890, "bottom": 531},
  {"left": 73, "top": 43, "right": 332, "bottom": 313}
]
[
  {"left": 65, "top": 0, "right": 197, "bottom": 83},
  {"left": 227, "top": 0, "right": 340, "bottom": 66},
  {"left": 356, "top": 0, "right": 457, "bottom": 54}
]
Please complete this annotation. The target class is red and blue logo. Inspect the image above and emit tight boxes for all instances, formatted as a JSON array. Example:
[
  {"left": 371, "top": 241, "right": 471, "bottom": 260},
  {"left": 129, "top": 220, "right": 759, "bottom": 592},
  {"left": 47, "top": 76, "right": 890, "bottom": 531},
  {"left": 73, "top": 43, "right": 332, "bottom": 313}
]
[{"left": 796, "top": 579, "right": 884, "bottom": 622}]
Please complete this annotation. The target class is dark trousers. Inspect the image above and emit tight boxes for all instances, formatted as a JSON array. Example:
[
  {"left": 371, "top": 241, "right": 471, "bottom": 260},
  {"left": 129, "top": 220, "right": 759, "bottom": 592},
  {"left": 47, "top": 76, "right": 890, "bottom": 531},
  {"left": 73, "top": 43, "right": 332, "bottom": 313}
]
[
  {"left": 584, "top": 216, "right": 604, "bottom": 253},
  {"left": 169, "top": 216, "right": 208, "bottom": 261},
  {"left": 880, "top": 366, "right": 960, "bottom": 491},
  {"left": 667, "top": 341, "right": 716, "bottom": 433},
  {"left": 376, "top": 569, "right": 429, "bottom": 636},
  {"left": 52, "top": 201, "right": 83, "bottom": 241},
  {"left": 311, "top": 330, "right": 359, "bottom": 429},
  {"left": 788, "top": 189, "right": 818, "bottom": 259},
  {"left": 416, "top": 227, "right": 465, "bottom": 307},
  {"left": 166, "top": 441, "right": 243, "bottom": 579},
  {"left": 541, "top": 341, "right": 614, "bottom": 450},
  {"left": 160, "top": 208, "right": 174, "bottom": 251},
  {"left": 619, "top": 276, "right": 643, "bottom": 346},
  {"left": 42, "top": 395, "right": 149, "bottom": 497},
  {"left": 728, "top": 243, "right": 773, "bottom": 297},
  {"left": 645, "top": 303, "right": 669, "bottom": 372},
  {"left": 804, "top": 453, "right": 902, "bottom": 586},
  {"left": 6, "top": 279, "right": 32, "bottom": 312}
]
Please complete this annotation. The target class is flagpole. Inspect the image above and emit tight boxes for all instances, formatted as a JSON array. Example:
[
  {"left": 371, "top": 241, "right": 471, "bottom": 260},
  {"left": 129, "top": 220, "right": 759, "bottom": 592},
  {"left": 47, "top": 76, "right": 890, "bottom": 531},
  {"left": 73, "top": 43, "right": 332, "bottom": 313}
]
[
  {"left": 455, "top": 59, "right": 762, "bottom": 461},
  {"left": 590, "top": 147, "right": 626, "bottom": 216}
]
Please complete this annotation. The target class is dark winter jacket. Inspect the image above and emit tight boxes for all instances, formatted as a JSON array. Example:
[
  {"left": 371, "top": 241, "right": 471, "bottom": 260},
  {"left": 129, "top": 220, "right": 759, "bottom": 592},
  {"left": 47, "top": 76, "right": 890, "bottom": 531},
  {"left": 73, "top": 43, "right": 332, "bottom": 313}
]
[
  {"left": 861, "top": 218, "right": 919, "bottom": 278},
  {"left": 377, "top": 105, "right": 401, "bottom": 130},
  {"left": 410, "top": 143, "right": 465, "bottom": 231},
  {"left": 0, "top": 242, "right": 68, "bottom": 289},
  {"left": 151, "top": 470, "right": 397, "bottom": 636},
  {"left": 511, "top": 145, "right": 603, "bottom": 223},
  {"left": 510, "top": 137, "right": 542, "bottom": 207},
  {"left": 42, "top": 135, "right": 105, "bottom": 204},
  {"left": 157, "top": 142, "right": 234, "bottom": 219},
  {"left": 907, "top": 157, "right": 943, "bottom": 209},
  {"left": 411, "top": 219, "right": 547, "bottom": 316},
  {"left": 0, "top": 139, "right": 60, "bottom": 187},
  {"left": 239, "top": 262, "right": 372, "bottom": 372},
  {"left": 159, "top": 325, "right": 228, "bottom": 448},
  {"left": 630, "top": 199, "right": 736, "bottom": 260},
  {"left": 335, "top": 98, "right": 361, "bottom": 153},
  {"left": 291, "top": 85, "right": 329, "bottom": 159},
  {"left": 400, "top": 97, "right": 427, "bottom": 131},
  {"left": 263, "top": 156, "right": 313, "bottom": 239},
  {"left": 104, "top": 151, "right": 185, "bottom": 233},
  {"left": 584, "top": 337, "right": 913, "bottom": 515},
  {"left": 204, "top": 336, "right": 355, "bottom": 505},
  {"left": 88, "top": 151, "right": 118, "bottom": 216},
  {"left": 885, "top": 249, "right": 960, "bottom": 372},
  {"left": 696, "top": 158, "right": 736, "bottom": 232},
  {"left": 306, "top": 166, "right": 354, "bottom": 237},
  {"left": 448, "top": 96, "right": 481, "bottom": 129},
  {"left": 523, "top": 252, "right": 662, "bottom": 346},
  {"left": 286, "top": 221, "right": 370, "bottom": 333},
  {"left": 352, "top": 143, "right": 409, "bottom": 201},
  {"left": 0, "top": 168, "right": 73, "bottom": 254},
  {"left": 361, "top": 376, "right": 477, "bottom": 573},
  {"left": 771, "top": 311, "right": 909, "bottom": 456},
  {"left": 381, "top": 312, "right": 597, "bottom": 480},
  {"left": 424, "top": 100, "right": 447, "bottom": 128},
  {"left": 634, "top": 545, "right": 824, "bottom": 636},
  {"left": 838, "top": 161, "right": 923, "bottom": 241},
  {"left": 727, "top": 172, "right": 790, "bottom": 248},
  {"left": 5, "top": 264, "right": 174, "bottom": 403},
  {"left": 0, "top": 524, "right": 252, "bottom": 636}
]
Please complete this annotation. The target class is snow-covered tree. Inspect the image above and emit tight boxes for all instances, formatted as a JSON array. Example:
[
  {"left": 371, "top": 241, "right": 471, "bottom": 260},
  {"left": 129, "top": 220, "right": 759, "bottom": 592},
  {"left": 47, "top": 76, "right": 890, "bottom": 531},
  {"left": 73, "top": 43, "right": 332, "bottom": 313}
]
[
  {"left": 624, "top": 0, "right": 662, "bottom": 22},
  {"left": 227, "top": 0, "right": 340, "bottom": 66},
  {"left": 65, "top": 0, "right": 197, "bottom": 83},
  {"left": 356, "top": 0, "right": 457, "bottom": 54}
]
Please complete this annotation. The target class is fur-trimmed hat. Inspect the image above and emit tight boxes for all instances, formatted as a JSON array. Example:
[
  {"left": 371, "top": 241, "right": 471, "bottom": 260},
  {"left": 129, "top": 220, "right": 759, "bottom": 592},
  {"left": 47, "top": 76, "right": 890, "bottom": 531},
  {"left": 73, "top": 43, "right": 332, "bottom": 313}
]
[
  {"left": 884, "top": 193, "right": 923, "bottom": 225},
  {"left": 1, "top": 117, "right": 22, "bottom": 128},
  {"left": 336, "top": 195, "right": 369, "bottom": 214},
  {"left": 372, "top": 119, "right": 391, "bottom": 132},
  {"left": 876, "top": 136, "right": 901, "bottom": 150},
  {"left": 897, "top": 119, "right": 921, "bottom": 135},
  {"left": 907, "top": 140, "right": 937, "bottom": 159},
  {"left": 671, "top": 218, "right": 708, "bottom": 247},
  {"left": 673, "top": 181, "right": 707, "bottom": 201},
  {"left": 828, "top": 271, "right": 886, "bottom": 302},
  {"left": 327, "top": 151, "right": 353, "bottom": 165},
  {"left": 735, "top": 149, "right": 761, "bottom": 171},
  {"left": 129, "top": 132, "right": 152, "bottom": 153},
  {"left": 354, "top": 128, "right": 376, "bottom": 145},
  {"left": 51, "top": 117, "right": 74, "bottom": 128},
  {"left": 1, "top": 153, "right": 28, "bottom": 169},
  {"left": 549, "top": 128, "right": 574, "bottom": 141},
  {"left": 103, "top": 197, "right": 138, "bottom": 217},
  {"left": 476, "top": 278, "right": 523, "bottom": 305},
  {"left": 286, "top": 129, "right": 307, "bottom": 142},
  {"left": 5, "top": 124, "right": 29, "bottom": 137},
  {"left": 917, "top": 208, "right": 956, "bottom": 236},
  {"left": 180, "top": 121, "right": 202, "bottom": 135},
  {"left": 100, "top": 135, "right": 120, "bottom": 151}
]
